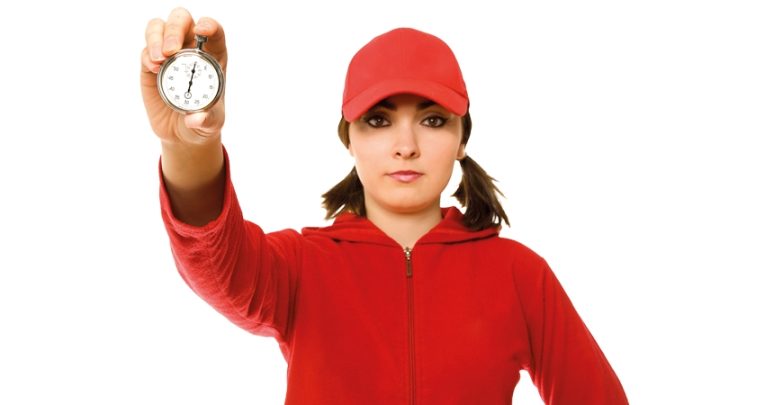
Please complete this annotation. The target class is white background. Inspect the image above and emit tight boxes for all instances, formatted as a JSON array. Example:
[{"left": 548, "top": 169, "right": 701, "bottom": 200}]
[{"left": 1, "top": 0, "right": 763, "bottom": 404}]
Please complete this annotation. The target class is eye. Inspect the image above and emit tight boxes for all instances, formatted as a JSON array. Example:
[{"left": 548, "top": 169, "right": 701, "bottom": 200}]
[
  {"left": 363, "top": 114, "right": 389, "bottom": 128},
  {"left": 422, "top": 115, "right": 447, "bottom": 128}
]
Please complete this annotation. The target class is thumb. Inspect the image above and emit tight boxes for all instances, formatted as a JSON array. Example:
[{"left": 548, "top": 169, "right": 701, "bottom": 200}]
[
  {"left": 183, "top": 106, "right": 224, "bottom": 135},
  {"left": 184, "top": 111, "right": 210, "bottom": 130}
]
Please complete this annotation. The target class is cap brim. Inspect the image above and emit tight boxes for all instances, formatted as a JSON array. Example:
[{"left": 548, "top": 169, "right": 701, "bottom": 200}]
[{"left": 342, "top": 78, "right": 468, "bottom": 122}]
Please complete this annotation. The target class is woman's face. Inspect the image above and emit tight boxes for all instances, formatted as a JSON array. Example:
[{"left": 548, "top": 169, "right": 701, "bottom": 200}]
[{"left": 348, "top": 93, "right": 466, "bottom": 216}]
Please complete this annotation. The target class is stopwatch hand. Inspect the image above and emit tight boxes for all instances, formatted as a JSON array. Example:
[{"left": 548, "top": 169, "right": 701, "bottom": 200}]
[{"left": 186, "top": 62, "right": 197, "bottom": 93}]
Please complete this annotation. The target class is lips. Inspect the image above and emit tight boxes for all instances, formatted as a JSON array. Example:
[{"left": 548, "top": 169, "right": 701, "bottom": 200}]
[{"left": 388, "top": 171, "right": 423, "bottom": 183}]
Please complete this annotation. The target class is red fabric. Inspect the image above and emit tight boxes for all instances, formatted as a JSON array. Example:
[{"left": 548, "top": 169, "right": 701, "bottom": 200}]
[
  {"left": 342, "top": 27, "right": 468, "bottom": 122},
  {"left": 159, "top": 145, "right": 628, "bottom": 404}
]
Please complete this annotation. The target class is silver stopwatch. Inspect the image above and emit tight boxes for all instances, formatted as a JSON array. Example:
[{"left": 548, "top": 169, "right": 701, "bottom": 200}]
[{"left": 157, "top": 35, "right": 224, "bottom": 113}]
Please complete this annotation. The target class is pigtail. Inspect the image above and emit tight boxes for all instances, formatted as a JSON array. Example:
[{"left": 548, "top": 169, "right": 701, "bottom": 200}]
[
  {"left": 452, "top": 155, "right": 510, "bottom": 231},
  {"left": 321, "top": 166, "right": 366, "bottom": 220},
  {"left": 321, "top": 118, "right": 365, "bottom": 219},
  {"left": 450, "top": 109, "right": 510, "bottom": 231}
]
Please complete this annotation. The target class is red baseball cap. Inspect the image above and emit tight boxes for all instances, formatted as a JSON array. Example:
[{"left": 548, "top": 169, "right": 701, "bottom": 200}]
[{"left": 341, "top": 27, "right": 469, "bottom": 122}]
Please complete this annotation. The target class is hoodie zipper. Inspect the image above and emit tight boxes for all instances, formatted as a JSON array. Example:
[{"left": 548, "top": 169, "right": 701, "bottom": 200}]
[{"left": 404, "top": 246, "right": 415, "bottom": 404}]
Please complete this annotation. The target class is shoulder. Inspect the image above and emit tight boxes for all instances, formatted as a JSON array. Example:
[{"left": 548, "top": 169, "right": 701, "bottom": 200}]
[
  {"left": 479, "top": 235, "right": 547, "bottom": 266},
  {"left": 473, "top": 235, "right": 555, "bottom": 289}
]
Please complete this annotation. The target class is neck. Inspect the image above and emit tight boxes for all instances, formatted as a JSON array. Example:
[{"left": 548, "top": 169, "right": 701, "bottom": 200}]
[{"left": 365, "top": 200, "right": 443, "bottom": 249}]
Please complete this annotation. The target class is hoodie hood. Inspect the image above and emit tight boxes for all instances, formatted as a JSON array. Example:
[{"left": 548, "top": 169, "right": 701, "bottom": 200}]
[{"left": 301, "top": 206, "right": 499, "bottom": 247}]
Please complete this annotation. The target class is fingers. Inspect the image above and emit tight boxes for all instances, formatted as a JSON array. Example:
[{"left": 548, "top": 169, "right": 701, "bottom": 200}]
[
  {"left": 145, "top": 18, "right": 165, "bottom": 64},
  {"left": 193, "top": 16, "right": 227, "bottom": 64},
  {"left": 143, "top": 9, "right": 226, "bottom": 75},
  {"left": 141, "top": 46, "right": 159, "bottom": 75},
  {"left": 163, "top": 7, "right": 194, "bottom": 56}
]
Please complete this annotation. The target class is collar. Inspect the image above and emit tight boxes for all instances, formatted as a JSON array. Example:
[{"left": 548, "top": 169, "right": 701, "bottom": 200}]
[{"left": 301, "top": 206, "right": 499, "bottom": 247}]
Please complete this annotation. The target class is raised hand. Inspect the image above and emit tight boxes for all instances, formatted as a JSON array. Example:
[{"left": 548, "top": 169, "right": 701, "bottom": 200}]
[{"left": 140, "top": 7, "right": 228, "bottom": 146}]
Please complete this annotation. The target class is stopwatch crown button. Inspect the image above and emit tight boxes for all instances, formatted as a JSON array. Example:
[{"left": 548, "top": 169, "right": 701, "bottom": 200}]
[{"left": 195, "top": 35, "right": 208, "bottom": 50}]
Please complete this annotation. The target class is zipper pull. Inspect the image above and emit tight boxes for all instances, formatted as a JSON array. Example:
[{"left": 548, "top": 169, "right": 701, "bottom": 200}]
[{"left": 404, "top": 247, "right": 413, "bottom": 277}]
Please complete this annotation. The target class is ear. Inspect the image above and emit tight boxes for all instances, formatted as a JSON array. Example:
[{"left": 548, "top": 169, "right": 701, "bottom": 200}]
[
  {"left": 348, "top": 142, "right": 355, "bottom": 157},
  {"left": 456, "top": 143, "right": 466, "bottom": 160}
]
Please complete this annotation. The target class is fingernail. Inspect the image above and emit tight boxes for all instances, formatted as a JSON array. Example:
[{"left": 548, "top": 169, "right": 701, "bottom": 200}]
[
  {"left": 151, "top": 64, "right": 160, "bottom": 74},
  {"left": 163, "top": 37, "right": 178, "bottom": 53},
  {"left": 150, "top": 45, "right": 163, "bottom": 61}
]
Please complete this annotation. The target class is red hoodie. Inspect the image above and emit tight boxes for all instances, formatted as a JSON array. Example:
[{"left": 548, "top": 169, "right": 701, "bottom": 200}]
[{"left": 158, "top": 146, "right": 628, "bottom": 405}]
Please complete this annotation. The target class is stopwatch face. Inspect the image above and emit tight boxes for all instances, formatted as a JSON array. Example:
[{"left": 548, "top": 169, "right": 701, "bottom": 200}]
[{"left": 157, "top": 50, "right": 224, "bottom": 113}]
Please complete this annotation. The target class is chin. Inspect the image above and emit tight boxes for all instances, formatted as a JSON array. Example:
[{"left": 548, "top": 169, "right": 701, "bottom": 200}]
[{"left": 378, "top": 196, "right": 439, "bottom": 214}]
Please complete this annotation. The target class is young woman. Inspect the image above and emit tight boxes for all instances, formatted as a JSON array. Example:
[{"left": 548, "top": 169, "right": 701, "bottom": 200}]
[{"left": 141, "top": 7, "right": 628, "bottom": 404}]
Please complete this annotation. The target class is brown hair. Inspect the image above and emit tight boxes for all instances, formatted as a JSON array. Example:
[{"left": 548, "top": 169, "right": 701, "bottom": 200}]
[{"left": 321, "top": 109, "right": 510, "bottom": 231}]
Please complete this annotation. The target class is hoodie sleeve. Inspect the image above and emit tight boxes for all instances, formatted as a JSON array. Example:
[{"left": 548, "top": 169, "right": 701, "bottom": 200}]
[
  {"left": 514, "top": 253, "right": 628, "bottom": 404},
  {"left": 158, "top": 145, "right": 302, "bottom": 345}
]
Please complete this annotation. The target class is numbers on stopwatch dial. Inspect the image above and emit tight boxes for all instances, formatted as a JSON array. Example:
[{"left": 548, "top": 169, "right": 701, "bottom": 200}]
[{"left": 161, "top": 53, "right": 220, "bottom": 111}]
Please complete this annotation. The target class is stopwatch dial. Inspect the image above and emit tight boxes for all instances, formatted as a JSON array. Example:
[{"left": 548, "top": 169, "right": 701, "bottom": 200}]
[{"left": 160, "top": 53, "right": 222, "bottom": 112}]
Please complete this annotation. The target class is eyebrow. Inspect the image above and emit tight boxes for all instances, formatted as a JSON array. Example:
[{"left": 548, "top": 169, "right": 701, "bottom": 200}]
[{"left": 371, "top": 98, "right": 437, "bottom": 111}]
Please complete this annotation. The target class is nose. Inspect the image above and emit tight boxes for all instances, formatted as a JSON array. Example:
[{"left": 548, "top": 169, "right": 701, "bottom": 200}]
[{"left": 393, "top": 123, "right": 420, "bottom": 159}]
